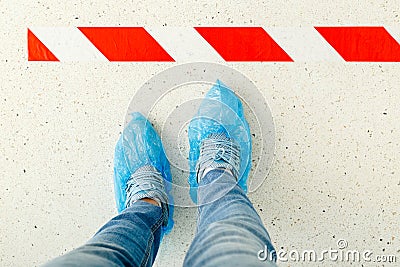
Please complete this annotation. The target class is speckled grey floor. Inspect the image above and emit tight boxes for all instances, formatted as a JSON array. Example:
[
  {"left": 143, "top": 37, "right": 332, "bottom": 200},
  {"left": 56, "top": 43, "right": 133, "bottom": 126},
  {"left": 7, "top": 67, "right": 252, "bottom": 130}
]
[{"left": 1, "top": 1, "right": 399, "bottom": 266}]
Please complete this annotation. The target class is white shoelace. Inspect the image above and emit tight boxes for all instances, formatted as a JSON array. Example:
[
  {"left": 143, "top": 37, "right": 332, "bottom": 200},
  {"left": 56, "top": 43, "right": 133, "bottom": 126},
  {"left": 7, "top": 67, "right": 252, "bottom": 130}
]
[
  {"left": 195, "top": 133, "right": 240, "bottom": 183},
  {"left": 125, "top": 165, "right": 169, "bottom": 224}
]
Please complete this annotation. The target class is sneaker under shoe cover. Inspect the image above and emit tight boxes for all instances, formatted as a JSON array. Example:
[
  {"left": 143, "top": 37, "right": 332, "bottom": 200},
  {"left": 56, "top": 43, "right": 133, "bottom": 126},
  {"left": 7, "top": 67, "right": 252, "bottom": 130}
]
[
  {"left": 188, "top": 80, "right": 252, "bottom": 203},
  {"left": 113, "top": 112, "right": 174, "bottom": 235},
  {"left": 196, "top": 132, "right": 241, "bottom": 182}
]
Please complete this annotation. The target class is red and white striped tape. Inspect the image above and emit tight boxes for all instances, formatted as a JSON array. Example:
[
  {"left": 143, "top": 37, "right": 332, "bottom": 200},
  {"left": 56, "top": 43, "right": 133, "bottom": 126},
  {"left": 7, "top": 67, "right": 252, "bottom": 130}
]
[{"left": 28, "top": 26, "right": 400, "bottom": 62}]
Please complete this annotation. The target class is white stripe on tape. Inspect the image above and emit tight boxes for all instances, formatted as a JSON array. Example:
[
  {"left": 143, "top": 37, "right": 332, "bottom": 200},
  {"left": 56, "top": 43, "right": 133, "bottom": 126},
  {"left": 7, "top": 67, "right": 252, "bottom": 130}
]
[
  {"left": 29, "top": 27, "right": 108, "bottom": 62},
  {"left": 384, "top": 26, "right": 400, "bottom": 46},
  {"left": 265, "top": 27, "right": 344, "bottom": 62},
  {"left": 146, "top": 27, "right": 225, "bottom": 62}
]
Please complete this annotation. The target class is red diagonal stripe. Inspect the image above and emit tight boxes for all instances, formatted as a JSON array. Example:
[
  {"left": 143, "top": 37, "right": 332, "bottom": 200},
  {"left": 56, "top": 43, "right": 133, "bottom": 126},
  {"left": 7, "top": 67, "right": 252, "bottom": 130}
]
[
  {"left": 315, "top": 26, "right": 400, "bottom": 62},
  {"left": 78, "top": 27, "right": 174, "bottom": 62},
  {"left": 27, "top": 29, "right": 58, "bottom": 61},
  {"left": 195, "top": 27, "right": 293, "bottom": 62}
]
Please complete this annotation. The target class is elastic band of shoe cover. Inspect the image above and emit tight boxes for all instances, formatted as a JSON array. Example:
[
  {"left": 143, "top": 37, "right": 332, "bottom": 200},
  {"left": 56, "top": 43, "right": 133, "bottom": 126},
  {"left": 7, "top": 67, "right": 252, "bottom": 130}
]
[
  {"left": 126, "top": 165, "right": 169, "bottom": 226},
  {"left": 196, "top": 133, "right": 240, "bottom": 183}
]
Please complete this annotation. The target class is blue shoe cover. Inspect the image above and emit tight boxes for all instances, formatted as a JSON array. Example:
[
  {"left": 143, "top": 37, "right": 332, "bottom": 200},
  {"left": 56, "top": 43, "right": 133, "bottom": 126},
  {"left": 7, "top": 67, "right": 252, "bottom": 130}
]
[
  {"left": 188, "top": 80, "right": 252, "bottom": 203},
  {"left": 113, "top": 112, "right": 174, "bottom": 235}
]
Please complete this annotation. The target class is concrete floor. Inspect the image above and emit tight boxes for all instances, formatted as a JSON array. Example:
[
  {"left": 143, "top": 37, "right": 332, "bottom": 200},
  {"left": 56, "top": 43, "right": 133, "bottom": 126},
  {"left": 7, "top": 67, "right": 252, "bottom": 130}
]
[{"left": 1, "top": 1, "right": 399, "bottom": 266}]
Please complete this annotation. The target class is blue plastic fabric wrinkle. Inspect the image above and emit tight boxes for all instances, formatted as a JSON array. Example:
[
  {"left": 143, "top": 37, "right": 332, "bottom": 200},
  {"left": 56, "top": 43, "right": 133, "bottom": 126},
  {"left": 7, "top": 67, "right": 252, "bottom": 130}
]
[
  {"left": 188, "top": 80, "right": 252, "bottom": 203},
  {"left": 113, "top": 112, "right": 174, "bottom": 236}
]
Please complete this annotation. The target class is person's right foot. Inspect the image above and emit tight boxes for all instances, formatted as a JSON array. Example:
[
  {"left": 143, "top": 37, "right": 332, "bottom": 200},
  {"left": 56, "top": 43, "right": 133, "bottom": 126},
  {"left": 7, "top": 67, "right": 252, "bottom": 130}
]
[
  {"left": 188, "top": 80, "right": 252, "bottom": 203},
  {"left": 196, "top": 132, "right": 240, "bottom": 182}
]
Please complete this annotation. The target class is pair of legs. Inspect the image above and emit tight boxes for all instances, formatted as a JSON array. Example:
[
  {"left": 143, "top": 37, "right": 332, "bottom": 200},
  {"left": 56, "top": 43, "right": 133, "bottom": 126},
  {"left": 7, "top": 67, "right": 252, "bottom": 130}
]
[
  {"left": 44, "top": 81, "right": 277, "bottom": 266},
  {"left": 44, "top": 170, "right": 276, "bottom": 266}
]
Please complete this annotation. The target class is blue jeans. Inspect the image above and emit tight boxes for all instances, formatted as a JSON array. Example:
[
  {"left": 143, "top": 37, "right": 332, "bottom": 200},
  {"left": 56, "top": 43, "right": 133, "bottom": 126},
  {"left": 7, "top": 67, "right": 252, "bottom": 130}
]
[{"left": 44, "top": 170, "right": 276, "bottom": 266}]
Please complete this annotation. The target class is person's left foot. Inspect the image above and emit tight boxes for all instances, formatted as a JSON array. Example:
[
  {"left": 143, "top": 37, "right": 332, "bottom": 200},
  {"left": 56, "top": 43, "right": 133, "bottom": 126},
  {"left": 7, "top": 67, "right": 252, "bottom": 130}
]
[{"left": 113, "top": 112, "right": 174, "bottom": 234}]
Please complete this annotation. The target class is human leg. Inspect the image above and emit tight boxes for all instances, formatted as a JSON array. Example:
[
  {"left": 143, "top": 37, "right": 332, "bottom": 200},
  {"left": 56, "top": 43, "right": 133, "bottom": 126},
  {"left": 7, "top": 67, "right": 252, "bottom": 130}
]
[
  {"left": 44, "top": 113, "right": 173, "bottom": 267},
  {"left": 184, "top": 81, "right": 276, "bottom": 266}
]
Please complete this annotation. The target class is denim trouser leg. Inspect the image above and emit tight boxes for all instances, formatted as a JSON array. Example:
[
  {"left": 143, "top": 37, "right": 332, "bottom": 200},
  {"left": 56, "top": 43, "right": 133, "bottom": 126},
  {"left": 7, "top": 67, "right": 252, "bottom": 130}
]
[
  {"left": 43, "top": 201, "right": 164, "bottom": 267},
  {"left": 183, "top": 169, "right": 277, "bottom": 267}
]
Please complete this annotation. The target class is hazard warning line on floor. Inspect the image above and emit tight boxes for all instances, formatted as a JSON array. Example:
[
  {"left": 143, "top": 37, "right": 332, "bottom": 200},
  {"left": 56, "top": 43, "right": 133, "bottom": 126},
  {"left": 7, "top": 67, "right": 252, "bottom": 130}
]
[{"left": 27, "top": 26, "right": 400, "bottom": 62}]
